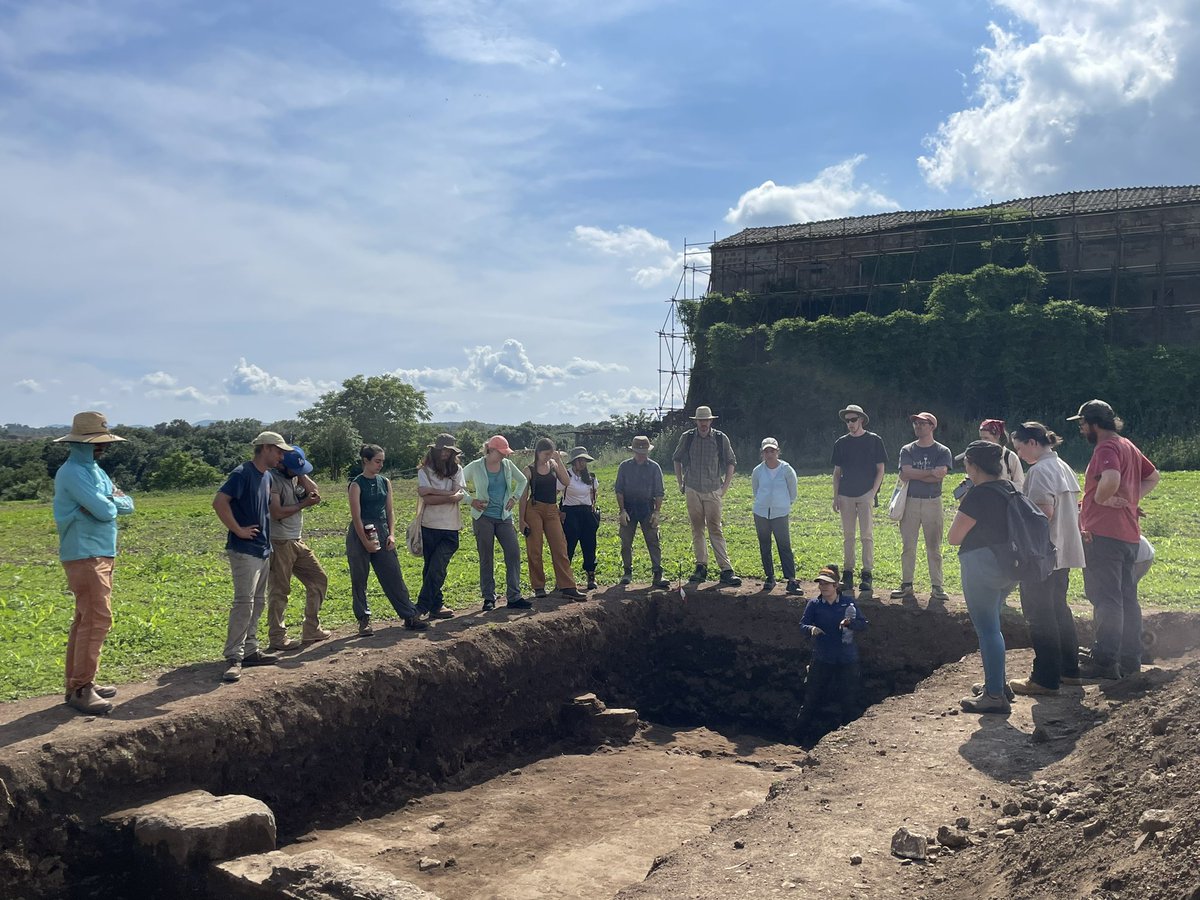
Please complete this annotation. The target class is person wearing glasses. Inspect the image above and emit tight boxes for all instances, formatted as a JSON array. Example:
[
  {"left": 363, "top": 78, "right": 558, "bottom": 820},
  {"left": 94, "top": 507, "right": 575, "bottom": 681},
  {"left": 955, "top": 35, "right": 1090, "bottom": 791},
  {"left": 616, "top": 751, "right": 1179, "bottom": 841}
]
[{"left": 831, "top": 405, "right": 887, "bottom": 599}]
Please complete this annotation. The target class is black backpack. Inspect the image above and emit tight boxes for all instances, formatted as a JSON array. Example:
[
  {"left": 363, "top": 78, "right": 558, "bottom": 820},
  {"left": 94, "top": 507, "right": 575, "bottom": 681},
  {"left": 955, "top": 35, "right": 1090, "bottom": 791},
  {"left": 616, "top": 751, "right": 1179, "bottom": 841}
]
[
  {"left": 979, "top": 480, "right": 1057, "bottom": 582},
  {"left": 682, "top": 428, "right": 729, "bottom": 469}
]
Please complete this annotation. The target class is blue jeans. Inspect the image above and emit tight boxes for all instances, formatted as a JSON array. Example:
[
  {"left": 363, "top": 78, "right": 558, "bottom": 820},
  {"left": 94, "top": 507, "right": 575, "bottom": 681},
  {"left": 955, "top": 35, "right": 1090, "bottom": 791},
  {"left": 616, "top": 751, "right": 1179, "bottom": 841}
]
[
  {"left": 1082, "top": 534, "right": 1141, "bottom": 669},
  {"left": 959, "top": 547, "right": 1017, "bottom": 697}
]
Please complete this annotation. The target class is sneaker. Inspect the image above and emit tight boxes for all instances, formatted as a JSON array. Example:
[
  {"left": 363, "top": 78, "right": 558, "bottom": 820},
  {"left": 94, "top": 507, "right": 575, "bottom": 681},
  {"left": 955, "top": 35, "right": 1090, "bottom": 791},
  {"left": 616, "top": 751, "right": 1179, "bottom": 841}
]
[
  {"left": 930, "top": 585, "right": 950, "bottom": 602},
  {"left": 66, "top": 683, "right": 113, "bottom": 715},
  {"left": 586, "top": 573, "right": 598, "bottom": 591},
  {"left": 619, "top": 573, "right": 633, "bottom": 585},
  {"left": 506, "top": 598, "right": 533, "bottom": 609},
  {"left": 242, "top": 651, "right": 280, "bottom": 667},
  {"left": 785, "top": 580, "right": 803, "bottom": 596},
  {"left": 358, "top": 617, "right": 374, "bottom": 636},
  {"left": 718, "top": 569, "right": 742, "bottom": 587},
  {"left": 533, "top": 588, "right": 548, "bottom": 599},
  {"left": 651, "top": 574, "right": 671, "bottom": 590},
  {"left": 93, "top": 684, "right": 118, "bottom": 699},
  {"left": 972, "top": 681, "right": 1016, "bottom": 702},
  {"left": 404, "top": 617, "right": 429, "bottom": 631},
  {"left": 430, "top": 609, "right": 454, "bottom": 619},
  {"left": 1079, "top": 660, "right": 1120, "bottom": 680},
  {"left": 561, "top": 587, "right": 588, "bottom": 601},
  {"left": 890, "top": 583, "right": 915, "bottom": 600},
  {"left": 222, "top": 661, "right": 242, "bottom": 683},
  {"left": 687, "top": 565, "right": 708, "bottom": 584},
  {"left": 481, "top": 598, "right": 496, "bottom": 612},
  {"left": 268, "top": 638, "right": 302, "bottom": 652},
  {"left": 960, "top": 692, "right": 1012, "bottom": 714},
  {"left": 1009, "top": 677, "right": 1058, "bottom": 696},
  {"left": 762, "top": 578, "right": 777, "bottom": 591},
  {"left": 302, "top": 628, "right": 332, "bottom": 645}
]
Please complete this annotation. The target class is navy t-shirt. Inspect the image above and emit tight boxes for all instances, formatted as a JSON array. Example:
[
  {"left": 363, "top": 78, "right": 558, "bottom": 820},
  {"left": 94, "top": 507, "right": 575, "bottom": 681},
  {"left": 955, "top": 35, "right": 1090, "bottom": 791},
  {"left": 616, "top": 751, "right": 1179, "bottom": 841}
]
[
  {"left": 219, "top": 463, "right": 271, "bottom": 558},
  {"left": 832, "top": 432, "right": 888, "bottom": 498}
]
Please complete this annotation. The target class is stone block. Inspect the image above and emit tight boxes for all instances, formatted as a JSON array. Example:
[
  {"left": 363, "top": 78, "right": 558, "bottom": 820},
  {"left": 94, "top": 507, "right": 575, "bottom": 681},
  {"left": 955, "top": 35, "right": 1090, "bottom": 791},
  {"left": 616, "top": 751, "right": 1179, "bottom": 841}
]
[
  {"left": 890, "top": 827, "right": 927, "bottom": 861},
  {"left": 103, "top": 790, "right": 275, "bottom": 867}
]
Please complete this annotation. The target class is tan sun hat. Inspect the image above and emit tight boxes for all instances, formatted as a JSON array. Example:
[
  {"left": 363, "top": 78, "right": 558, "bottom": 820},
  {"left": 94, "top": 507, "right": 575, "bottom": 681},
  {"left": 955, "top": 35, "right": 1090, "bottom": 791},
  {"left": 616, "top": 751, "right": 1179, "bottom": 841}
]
[
  {"left": 690, "top": 405, "right": 718, "bottom": 420},
  {"left": 630, "top": 435, "right": 654, "bottom": 453},
  {"left": 838, "top": 404, "right": 869, "bottom": 424},
  {"left": 251, "top": 431, "right": 294, "bottom": 451},
  {"left": 54, "top": 411, "right": 127, "bottom": 444}
]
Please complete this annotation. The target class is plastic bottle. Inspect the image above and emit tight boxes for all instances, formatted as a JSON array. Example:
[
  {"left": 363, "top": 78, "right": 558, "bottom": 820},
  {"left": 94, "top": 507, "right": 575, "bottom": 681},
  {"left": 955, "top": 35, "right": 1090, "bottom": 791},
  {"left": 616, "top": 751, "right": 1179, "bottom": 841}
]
[
  {"left": 842, "top": 603, "right": 856, "bottom": 644},
  {"left": 364, "top": 523, "right": 380, "bottom": 552}
]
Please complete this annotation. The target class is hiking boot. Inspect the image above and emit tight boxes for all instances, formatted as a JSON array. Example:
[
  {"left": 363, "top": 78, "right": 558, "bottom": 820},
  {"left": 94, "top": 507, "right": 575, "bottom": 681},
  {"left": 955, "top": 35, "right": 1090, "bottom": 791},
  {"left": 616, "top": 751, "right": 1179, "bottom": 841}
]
[
  {"left": 785, "top": 580, "right": 803, "bottom": 596},
  {"left": 960, "top": 692, "right": 1011, "bottom": 714},
  {"left": 1009, "top": 677, "right": 1057, "bottom": 696},
  {"left": 533, "top": 587, "right": 548, "bottom": 599},
  {"left": 302, "top": 628, "right": 332, "bottom": 645},
  {"left": 358, "top": 617, "right": 374, "bottom": 636},
  {"left": 268, "top": 638, "right": 302, "bottom": 652},
  {"left": 66, "top": 684, "right": 113, "bottom": 715},
  {"left": 972, "top": 681, "right": 1016, "bottom": 702},
  {"left": 242, "top": 651, "right": 280, "bottom": 667},
  {"left": 890, "top": 583, "right": 915, "bottom": 600},
  {"left": 506, "top": 598, "right": 533, "bottom": 610},
  {"left": 840, "top": 568, "right": 854, "bottom": 594},
  {"left": 481, "top": 598, "right": 496, "bottom": 612},
  {"left": 930, "top": 585, "right": 950, "bottom": 602},
  {"left": 222, "top": 661, "right": 242, "bottom": 683},
  {"left": 1120, "top": 660, "right": 1142, "bottom": 678},
  {"left": 619, "top": 572, "right": 633, "bottom": 585},
  {"left": 687, "top": 565, "right": 708, "bottom": 584},
  {"left": 430, "top": 609, "right": 454, "bottom": 619},
  {"left": 94, "top": 684, "right": 118, "bottom": 699},
  {"left": 762, "top": 578, "right": 777, "bottom": 591},
  {"left": 586, "top": 572, "right": 598, "bottom": 591},
  {"left": 1078, "top": 660, "right": 1120, "bottom": 680},
  {"left": 651, "top": 570, "right": 670, "bottom": 589},
  {"left": 718, "top": 569, "right": 742, "bottom": 587},
  {"left": 561, "top": 587, "right": 588, "bottom": 601},
  {"left": 404, "top": 617, "right": 429, "bottom": 631},
  {"left": 857, "top": 570, "right": 873, "bottom": 595}
]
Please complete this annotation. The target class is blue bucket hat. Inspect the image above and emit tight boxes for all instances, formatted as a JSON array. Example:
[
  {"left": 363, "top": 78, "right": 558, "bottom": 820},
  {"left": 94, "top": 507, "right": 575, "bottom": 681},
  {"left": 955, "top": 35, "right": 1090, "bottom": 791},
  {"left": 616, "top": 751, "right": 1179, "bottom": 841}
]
[{"left": 282, "top": 445, "right": 313, "bottom": 476}]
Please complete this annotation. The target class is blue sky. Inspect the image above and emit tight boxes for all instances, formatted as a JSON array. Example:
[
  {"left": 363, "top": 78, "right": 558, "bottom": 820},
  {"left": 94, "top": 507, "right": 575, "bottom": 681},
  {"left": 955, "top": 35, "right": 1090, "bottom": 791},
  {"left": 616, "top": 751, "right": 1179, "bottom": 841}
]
[{"left": 3, "top": 0, "right": 1197, "bottom": 427}]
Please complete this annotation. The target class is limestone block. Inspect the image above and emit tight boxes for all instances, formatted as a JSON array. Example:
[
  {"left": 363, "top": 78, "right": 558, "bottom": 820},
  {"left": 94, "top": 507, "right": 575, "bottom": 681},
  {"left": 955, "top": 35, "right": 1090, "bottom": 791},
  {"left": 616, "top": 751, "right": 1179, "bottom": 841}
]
[
  {"left": 214, "top": 849, "right": 441, "bottom": 899},
  {"left": 103, "top": 789, "right": 275, "bottom": 866}
]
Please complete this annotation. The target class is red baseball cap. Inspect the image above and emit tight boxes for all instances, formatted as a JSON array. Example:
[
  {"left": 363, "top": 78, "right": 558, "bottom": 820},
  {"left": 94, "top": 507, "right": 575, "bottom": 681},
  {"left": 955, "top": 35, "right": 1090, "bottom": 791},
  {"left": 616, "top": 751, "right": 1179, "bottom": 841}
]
[{"left": 910, "top": 412, "right": 938, "bottom": 428}]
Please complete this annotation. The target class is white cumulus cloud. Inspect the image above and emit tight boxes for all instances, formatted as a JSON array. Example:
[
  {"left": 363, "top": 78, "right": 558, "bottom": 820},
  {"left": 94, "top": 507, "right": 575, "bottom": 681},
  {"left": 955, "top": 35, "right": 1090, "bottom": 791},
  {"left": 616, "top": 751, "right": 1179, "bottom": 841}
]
[
  {"left": 394, "top": 339, "right": 627, "bottom": 394},
  {"left": 546, "top": 386, "right": 657, "bottom": 419},
  {"left": 572, "top": 225, "right": 684, "bottom": 287},
  {"left": 225, "top": 358, "right": 337, "bottom": 403},
  {"left": 918, "top": 0, "right": 1190, "bottom": 196},
  {"left": 724, "top": 155, "right": 899, "bottom": 227},
  {"left": 145, "top": 385, "right": 226, "bottom": 405},
  {"left": 14, "top": 378, "right": 44, "bottom": 393},
  {"left": 140, "top": 371, "right": 177, "bottom": 388}
]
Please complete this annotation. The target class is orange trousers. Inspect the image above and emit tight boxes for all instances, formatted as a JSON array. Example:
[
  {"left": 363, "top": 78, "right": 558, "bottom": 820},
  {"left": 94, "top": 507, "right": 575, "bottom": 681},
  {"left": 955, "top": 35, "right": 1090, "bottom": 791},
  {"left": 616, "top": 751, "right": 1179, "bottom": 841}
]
[
  {"left": 63, "top": 557, "right": 114, "bottom": 692},
  {"left": 523, "top": 500, "right": 576, "bottom": 590}
]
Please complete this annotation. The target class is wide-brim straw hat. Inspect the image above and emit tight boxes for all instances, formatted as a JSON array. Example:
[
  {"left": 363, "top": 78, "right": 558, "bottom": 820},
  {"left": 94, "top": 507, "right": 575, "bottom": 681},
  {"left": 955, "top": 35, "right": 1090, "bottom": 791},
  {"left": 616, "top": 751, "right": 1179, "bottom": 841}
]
[
  {"left": 54, "top": 411, "right": 127, "bottom": 444},
  {"left": 568, "top": 446, "right": 595, "bottom": 463},
  {"left": 690, "top": 405, "right": 718, "bottom": 420}
]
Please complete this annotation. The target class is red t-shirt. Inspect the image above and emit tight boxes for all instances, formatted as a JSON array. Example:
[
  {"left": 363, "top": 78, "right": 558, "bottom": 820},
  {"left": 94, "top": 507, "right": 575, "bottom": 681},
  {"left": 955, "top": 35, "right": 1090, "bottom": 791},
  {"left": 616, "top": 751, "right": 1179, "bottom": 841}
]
[{"left": 1080, "top": 436, "right": 1156, "bottom": 543}]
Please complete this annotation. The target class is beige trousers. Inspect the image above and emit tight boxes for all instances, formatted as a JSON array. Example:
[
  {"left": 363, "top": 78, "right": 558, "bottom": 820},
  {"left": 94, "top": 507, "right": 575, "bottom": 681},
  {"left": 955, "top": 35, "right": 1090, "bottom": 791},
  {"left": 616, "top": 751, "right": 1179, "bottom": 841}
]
[
  {"left": 685, "top": 488, "right": 731, "bottom": 571},
  {"left": 838, "top": 490, "right": 875, "bottom": 571},
  {"left": 899, "top": 496, "right": 945, "bottom": 587},
  {"left": 268, "top": 539, "right": 329, "bottom": 643}
]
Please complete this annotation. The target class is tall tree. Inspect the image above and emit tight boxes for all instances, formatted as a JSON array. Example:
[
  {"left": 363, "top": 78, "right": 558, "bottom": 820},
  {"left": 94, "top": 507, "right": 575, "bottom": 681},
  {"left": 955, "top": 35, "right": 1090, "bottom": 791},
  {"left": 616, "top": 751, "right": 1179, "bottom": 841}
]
[{"left": 300, "top": 375, "right": 430, "bottom": 473}]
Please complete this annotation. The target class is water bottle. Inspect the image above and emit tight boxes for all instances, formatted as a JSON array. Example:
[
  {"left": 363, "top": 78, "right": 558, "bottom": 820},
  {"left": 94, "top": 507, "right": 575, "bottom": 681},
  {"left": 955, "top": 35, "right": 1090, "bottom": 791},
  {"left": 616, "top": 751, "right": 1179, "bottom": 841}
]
[
  {"left": 364, "top": 523, "right": 380, "bottom": 552},
  {"left": 842, "top": 603, "right": 856, "bottom": 644}
]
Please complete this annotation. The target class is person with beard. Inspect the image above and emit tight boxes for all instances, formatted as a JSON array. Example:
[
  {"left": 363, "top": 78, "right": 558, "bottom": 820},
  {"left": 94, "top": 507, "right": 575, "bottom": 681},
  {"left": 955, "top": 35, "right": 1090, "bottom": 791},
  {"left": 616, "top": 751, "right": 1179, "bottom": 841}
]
[{"left": 1068, "top": 400, "right": 1158, "bottom": 680}]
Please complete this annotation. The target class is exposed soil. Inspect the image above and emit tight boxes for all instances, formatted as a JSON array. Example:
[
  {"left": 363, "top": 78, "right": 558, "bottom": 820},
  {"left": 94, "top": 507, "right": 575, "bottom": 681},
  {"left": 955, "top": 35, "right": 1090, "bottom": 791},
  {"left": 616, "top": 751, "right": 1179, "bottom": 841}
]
[{"left": 1, "top": 581, "right": 1199, "bottom": 900}]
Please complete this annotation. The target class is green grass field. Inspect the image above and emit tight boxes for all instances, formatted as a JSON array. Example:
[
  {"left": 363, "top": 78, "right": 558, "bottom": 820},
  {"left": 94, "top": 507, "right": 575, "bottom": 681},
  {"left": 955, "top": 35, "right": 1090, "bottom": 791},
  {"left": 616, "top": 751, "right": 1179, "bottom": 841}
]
[{"left": 2, "top": 467, "right": 1197, "bottom": 701}]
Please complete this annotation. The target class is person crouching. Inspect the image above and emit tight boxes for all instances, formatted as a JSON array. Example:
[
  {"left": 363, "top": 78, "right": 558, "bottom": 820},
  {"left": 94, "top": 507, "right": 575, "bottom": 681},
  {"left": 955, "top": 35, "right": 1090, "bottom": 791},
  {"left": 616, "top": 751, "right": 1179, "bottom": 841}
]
[{"left": 796, "top": 565, "right": 868, "bottom": 736}]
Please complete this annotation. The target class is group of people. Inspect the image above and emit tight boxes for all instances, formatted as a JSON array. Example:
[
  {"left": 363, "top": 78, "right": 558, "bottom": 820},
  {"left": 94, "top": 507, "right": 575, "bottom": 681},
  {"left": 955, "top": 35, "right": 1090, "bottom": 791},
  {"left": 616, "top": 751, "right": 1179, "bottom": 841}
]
[{"left": 49, "top": 396, "right": 1159, "bottom": 720}]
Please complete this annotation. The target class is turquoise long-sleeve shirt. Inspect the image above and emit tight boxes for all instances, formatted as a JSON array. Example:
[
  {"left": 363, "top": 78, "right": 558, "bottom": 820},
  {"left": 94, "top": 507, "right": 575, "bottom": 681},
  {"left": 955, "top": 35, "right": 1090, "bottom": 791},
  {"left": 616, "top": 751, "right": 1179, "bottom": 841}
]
[{"left": 53, "top": 444, "right": 135, "bottom": 561}]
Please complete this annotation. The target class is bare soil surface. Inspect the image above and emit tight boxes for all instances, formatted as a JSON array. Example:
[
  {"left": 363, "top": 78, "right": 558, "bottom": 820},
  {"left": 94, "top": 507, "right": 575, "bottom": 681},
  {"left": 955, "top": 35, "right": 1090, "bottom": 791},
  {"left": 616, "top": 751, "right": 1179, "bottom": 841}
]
[
  {"left": 286, "top": 725, "right": 804, "bottom": 900},
  {"left": 3, "top": 582, "right": 1200, "bottom": 900}
]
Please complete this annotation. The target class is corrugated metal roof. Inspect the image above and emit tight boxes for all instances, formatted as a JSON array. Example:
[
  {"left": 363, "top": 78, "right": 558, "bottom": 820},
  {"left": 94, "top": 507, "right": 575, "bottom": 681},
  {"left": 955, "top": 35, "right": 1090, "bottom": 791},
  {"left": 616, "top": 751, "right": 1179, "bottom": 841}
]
[{"left": 713, "top": 186, "right": 1200, "bottom": 249}]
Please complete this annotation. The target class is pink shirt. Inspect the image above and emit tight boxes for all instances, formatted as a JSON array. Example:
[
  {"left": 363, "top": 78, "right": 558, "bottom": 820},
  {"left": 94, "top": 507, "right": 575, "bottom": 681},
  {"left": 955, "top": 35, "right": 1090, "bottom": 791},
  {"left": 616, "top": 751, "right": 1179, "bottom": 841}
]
[{"left": 1080, "top": 436, "right": 1156, "bottom": 543}]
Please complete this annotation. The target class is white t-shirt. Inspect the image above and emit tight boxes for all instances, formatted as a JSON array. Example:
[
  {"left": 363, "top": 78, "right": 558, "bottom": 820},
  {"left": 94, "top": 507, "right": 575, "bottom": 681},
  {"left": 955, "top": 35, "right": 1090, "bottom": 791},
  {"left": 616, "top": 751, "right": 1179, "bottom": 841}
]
[
  {"left": 418, "top": 467, "right": 466, "bottom": 531},
  {"left": 562, "top": 470, "right": 596, "bottom": 507},
  {"left": 1022, "top": 451, "right": 1085, "bottom": 570}
]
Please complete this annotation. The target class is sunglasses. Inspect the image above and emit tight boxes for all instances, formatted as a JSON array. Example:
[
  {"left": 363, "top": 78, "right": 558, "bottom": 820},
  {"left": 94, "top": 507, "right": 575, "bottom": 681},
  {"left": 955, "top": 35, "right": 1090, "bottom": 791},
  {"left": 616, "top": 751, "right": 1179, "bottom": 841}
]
[{"left": 844, "top": 417, "right": 861, "bottom": 423}]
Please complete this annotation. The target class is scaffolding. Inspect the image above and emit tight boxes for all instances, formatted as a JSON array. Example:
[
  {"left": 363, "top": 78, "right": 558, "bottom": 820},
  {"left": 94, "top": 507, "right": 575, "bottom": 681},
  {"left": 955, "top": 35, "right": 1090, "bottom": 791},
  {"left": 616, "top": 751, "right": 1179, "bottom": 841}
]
[{"left": 657, "top": 238, "right": 711, "bottom": 419}]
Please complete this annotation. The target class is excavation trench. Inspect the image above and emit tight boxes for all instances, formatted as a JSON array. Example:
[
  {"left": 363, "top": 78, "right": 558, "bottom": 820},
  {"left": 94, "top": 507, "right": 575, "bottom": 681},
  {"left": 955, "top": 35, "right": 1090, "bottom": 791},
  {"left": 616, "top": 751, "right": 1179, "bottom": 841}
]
[{"left": 2, "top": 591, "right": 1034, "bottom": 898}]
